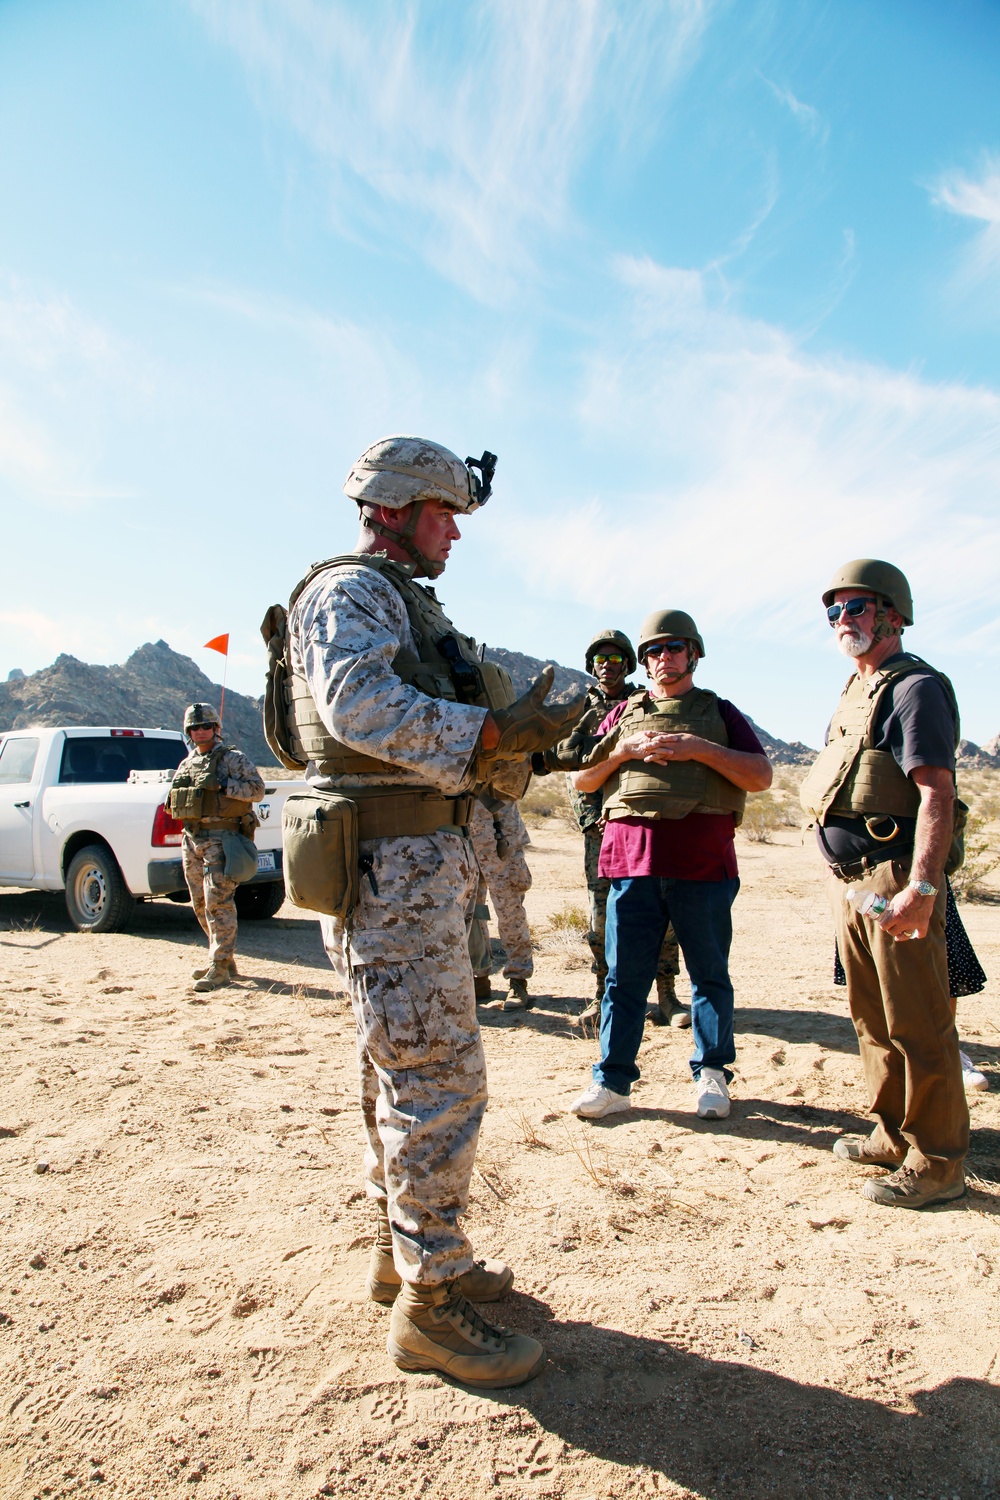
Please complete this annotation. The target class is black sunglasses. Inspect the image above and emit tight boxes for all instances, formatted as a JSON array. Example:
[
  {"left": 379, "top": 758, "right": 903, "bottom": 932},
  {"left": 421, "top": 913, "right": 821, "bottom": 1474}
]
[
  {"left": 644, "top": 639, "right": 688, "bottom": 657},
  {"left": 827, "top": 597, "right": 875, "bottom": 624}
]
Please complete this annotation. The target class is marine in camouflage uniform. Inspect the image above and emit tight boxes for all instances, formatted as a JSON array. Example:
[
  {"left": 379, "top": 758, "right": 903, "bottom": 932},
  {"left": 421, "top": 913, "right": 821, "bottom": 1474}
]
[
  {"left": 282, "top": 436, "right": 582, "bottom": 1388},
  {"left": 535, "top": 630, "right": 685, "bottom": 1026},
  {"left": 468, "top": 797, "right": 534, "bottom": 1011},
  {"left": 173, "top": 702, "right": 265, "bottom": 991}
]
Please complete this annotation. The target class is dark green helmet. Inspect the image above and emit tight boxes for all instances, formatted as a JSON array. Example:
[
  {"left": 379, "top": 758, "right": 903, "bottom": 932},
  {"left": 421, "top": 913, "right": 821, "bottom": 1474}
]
[
  {"left": 183, "top": 702, "right": 221, "bottom": 731},
  {"left": 822, "top": 559, "right": 913, "bottom": 626},
  {"left": 637, "top": 609, "right": 706, "bottom": 660},
  {"left": 585, "top": 628, "right": 637, "bottom": 676}
]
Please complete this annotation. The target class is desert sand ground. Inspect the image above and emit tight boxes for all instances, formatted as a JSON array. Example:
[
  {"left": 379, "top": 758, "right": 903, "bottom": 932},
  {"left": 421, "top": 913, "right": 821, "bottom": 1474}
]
[{"left": 1, "top": 815, "right": 999, "bottom": 1500}]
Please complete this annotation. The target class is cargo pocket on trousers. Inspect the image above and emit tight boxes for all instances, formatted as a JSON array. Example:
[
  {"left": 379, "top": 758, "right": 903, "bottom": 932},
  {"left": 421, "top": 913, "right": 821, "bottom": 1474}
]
[{"left": 349, "top": 928, "right": 432, "bottom": 1072}]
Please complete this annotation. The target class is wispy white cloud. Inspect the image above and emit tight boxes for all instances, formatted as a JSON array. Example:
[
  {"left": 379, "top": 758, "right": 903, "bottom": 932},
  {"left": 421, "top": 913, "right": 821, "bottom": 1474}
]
[
  {"left": 190, "top": 0, "right": 714, "bottom": 301},
  {"left": 497, "top": 252, "right": 1000, "bottom": 657},
  {"left": 759, "top": 73, "right": 829, "bottom": 145},
  {"left": 930, "top": 156, "right": 1000, "bottom": 299}
]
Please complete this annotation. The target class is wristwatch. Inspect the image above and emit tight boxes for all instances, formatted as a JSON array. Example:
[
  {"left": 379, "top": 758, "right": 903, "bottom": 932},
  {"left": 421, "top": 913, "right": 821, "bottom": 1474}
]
[{"left": 909, "top": 880, "right": 938, "bottom": 897}]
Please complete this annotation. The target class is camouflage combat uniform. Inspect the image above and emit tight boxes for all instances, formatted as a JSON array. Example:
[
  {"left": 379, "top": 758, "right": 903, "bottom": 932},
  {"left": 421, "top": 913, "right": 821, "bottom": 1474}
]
[
  {"left": 468, "top": 798, "right": 533, "bottom": 982},
  {"left": 561, "top": 684, "right": 680, "bottom": 995},
  {"left": 179, "top": 747, "right": 265, "bottom": 965},
  {"left": 289, "top": 560, "right": 489, "bottom": 1287}
]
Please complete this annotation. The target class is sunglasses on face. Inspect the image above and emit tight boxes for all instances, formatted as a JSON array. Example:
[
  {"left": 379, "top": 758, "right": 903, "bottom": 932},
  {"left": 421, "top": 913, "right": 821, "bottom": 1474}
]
[
  {"left": 592, "top": 653, "right": 623, "bottom": 666},
  {"left": 827, "top": 597, "right": 875, "bottom": 624},
  {"left": 644, "top": 640, "right": 688, "bottom": 658}
]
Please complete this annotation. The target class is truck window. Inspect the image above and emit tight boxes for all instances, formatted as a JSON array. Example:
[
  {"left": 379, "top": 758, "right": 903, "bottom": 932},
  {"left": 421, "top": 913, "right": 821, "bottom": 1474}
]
[
  {"left": 59, "top": 737, "right": 187, "bottom": 784},
  {"left": 0, "top": 736, "right": 40, "bottom": 785}
]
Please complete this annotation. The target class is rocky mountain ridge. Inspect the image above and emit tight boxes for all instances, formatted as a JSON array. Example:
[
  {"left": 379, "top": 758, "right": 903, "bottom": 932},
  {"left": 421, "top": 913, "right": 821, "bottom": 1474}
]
[{"left": 2, "top": 641, "right": 828, "bottom": 768}]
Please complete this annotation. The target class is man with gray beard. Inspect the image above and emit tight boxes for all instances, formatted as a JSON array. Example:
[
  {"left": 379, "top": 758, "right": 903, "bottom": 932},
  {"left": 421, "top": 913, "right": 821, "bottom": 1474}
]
[{"left": 800, "top": 559, "right": 968, "bottom": 1210}]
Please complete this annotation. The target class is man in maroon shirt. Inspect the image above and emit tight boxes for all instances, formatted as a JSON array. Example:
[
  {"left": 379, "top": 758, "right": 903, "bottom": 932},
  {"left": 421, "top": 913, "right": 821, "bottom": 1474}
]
[{"left": 567, "top": 609, "right": 771, "bottom": 1122}]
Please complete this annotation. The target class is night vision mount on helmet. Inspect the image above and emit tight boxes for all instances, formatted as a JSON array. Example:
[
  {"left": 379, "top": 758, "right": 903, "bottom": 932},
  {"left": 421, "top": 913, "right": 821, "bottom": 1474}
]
[{"left": 184, "top": 702, "right": 221, "bottom": 732}]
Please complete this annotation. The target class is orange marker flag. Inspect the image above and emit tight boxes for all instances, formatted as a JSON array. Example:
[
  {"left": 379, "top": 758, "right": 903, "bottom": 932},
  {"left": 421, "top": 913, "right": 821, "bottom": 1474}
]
[{"left": 203, "top": 634, "right": 230, "bottom": 724}]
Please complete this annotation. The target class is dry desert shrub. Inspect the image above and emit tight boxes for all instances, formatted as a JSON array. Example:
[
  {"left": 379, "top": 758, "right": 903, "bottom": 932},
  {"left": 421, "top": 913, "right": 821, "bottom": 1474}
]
[
  {"left": 950, "top": 814, "right": 1000, "bottom": 903},
  {"left": 550, "top": 902, "right": 588, "bottom": 933},
  {"left": 521, "top": 774, "right": 575, "bottom": 825},
  {"left": 740, "top": 791, "right": 790, "bottom": 843}
]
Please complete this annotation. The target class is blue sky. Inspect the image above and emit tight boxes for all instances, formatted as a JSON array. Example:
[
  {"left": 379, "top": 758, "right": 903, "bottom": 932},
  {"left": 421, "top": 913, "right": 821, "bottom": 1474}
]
[{"left": 1, "top": 0, "right": 999, "bottom": 747}]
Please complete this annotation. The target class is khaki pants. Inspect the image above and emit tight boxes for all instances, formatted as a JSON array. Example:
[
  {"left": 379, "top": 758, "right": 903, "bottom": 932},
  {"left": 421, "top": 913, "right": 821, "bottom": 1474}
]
[{"left": 830, "top": 858, "right": 968, "bottom": 1178}]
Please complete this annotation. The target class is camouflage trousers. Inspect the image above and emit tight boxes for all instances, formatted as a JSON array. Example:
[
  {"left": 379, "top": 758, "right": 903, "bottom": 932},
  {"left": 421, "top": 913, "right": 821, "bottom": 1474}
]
[
  {"left": 467, "top": 800, "right": 533, "bottom": 981},
  {"left": 583, "top": 825, "right": 679, "bottom": 992},
  {"left": 182, "top": 832, "right": 239, "bottom": 964},
  {"left": 320, "top": 829, "right": 486, "bottom": 1286}
]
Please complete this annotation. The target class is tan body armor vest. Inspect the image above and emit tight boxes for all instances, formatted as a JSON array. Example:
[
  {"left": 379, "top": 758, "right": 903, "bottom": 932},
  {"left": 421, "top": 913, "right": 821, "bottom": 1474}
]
[
  {"left": 799, "top": 654, "right": 959, "bottom": 824},
  {"left": 601, "top": 688, "right": 747, "bottom": 824},
  {"left": 168, "top": 744, "right": 253, "bottom": 828},
  {"left": 261, "top": 552, "right": 526, "bottom": 796}
]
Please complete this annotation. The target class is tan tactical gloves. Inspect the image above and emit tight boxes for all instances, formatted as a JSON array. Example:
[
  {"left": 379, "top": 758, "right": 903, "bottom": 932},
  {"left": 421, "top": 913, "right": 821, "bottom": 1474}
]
[{"left": 484, "top": 666, "right": 586, "bottom": 762}]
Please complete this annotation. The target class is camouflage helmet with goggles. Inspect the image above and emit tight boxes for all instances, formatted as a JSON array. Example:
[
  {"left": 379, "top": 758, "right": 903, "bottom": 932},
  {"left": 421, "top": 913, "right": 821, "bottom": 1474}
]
[
  {"left": 822, "top": 559, "right": 914, "bottom": 626},
  {"left": 585, "top": 628, "right": 637, "bottom": 677},
  {"left": 637, "top": 609, "right": 706, "bottom": 660},
  {"left": 345, "top": 435, "right": 496, "bottom": 578},
  {"left": 184, "top": 702, "right": 221, "bottom": 732}
]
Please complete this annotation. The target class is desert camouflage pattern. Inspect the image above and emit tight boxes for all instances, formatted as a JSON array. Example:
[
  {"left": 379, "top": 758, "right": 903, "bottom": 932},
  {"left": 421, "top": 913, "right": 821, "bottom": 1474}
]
[
  {"left": 320, "top": 830, "right": 484, "bottom": 1285},
  {"left": 174, "top": 744, "right": 266, "bottom": 807},
  {"left": 584, "top": 825, "right": 680, "bottom": 992},
  {"left": 288, "top": 562, "right": 486, "bottom": 794},
  {"left": 182, "top": 833, "right": 239, "bottom": 964},
  {"left": 291, "top": 557, "right": 490, "bottom": 1285},
  {"left": 468, "top": 799, "right": 533, "bottom": 981}
]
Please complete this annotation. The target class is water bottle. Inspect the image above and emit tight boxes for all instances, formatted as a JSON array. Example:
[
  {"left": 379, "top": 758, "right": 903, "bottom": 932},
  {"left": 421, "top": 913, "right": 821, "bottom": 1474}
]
[{"left": 845, "top": 887, "right": 888, "bottom": 919}]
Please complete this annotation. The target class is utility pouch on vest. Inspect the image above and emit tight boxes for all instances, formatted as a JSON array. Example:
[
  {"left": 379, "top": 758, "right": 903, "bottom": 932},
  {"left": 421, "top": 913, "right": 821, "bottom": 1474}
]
[
  {"left": 261, "top": 604, "right": 309, "bottom": 772},
  {"left": 221, "top": 831, "right": 260, "bottom": 884},
  {"left": 945, "top": 798, "right": 969, "bottom": 877},
  {"left": 282, "top": 791, "right": 360, "bottom": 918},
  {"left": 168, "top": 784, "right": 204, "bottom": 821}
]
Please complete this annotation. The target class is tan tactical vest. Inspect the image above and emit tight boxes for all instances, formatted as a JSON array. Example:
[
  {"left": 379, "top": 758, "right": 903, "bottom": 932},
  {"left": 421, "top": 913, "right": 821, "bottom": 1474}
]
[
  {"left": 168, "top": 744, "right": 252, "bottom": 827},
  {"left": 601, "top": 688, "right": 747, "bottom": 824},
  {"left": 261, "top": 552, "right": 524, "bottom": 791},
  {"left": 799, "top": 654, "right": 959, "bottom": 824}
]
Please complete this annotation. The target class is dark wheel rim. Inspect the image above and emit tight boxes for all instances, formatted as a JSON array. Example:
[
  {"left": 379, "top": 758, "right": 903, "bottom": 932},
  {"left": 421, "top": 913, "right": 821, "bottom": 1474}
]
[{"left": 73, "top": 862, "right": 108, "bottom": 922}]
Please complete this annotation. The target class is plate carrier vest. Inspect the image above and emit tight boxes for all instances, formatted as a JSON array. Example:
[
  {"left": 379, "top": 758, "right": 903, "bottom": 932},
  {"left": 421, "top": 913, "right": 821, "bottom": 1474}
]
[
  {"left": 168, "top": 744, "right": 254, "bottom": 830},
  {"left": 799, "top": 653, "right": 959, "bottom": 824},
  {"left": 600, "top": 688, "right": 747, "bottom": 824},
  {"left": 261, "top": 552, "right": 525, "bottom": 794}
]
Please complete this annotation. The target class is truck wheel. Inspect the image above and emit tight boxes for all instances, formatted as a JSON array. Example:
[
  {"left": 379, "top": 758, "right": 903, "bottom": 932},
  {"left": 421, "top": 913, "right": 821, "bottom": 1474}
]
[
  {"left": 234, "top": 881, "right": 286, "bottom": 920},
  {"left": 65, "top": 845, "right": 136, "bottom": 933}
]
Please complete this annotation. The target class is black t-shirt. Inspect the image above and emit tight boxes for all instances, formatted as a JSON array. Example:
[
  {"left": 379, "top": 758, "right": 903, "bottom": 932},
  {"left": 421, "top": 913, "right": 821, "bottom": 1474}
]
[{"left": 816, "top": 657, "right": 956, "bottom": 866}]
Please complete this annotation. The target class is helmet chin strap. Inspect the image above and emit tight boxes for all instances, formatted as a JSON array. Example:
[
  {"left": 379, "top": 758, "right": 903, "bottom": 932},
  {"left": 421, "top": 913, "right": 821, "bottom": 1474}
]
[{"left": 362, "top": 502, "right": 443, "bottom": 579}]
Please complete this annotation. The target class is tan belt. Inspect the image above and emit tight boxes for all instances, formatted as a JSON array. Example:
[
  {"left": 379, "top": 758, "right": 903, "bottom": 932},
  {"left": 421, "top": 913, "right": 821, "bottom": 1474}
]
[
  {"left": 350, "top": 787, "right": 473, "bottom": 841},
  {"left": 183, "top": 817, "right": 244, "bottom": 832}
]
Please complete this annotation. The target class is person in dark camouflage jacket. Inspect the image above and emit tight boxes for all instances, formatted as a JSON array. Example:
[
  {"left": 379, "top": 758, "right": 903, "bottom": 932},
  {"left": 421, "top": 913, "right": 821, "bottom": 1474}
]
[{"left": 534, "top": 630, "right": 687, "bottom": 1026}]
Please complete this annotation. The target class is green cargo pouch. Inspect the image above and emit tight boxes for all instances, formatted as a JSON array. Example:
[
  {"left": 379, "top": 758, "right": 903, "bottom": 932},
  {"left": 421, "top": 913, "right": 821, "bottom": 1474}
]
[
  {"left": 168, "top": 784, "right": 204, "bottom": 820},
  {"left": 221, "top": 831, "right": 261, "bottom": 884},
  {"left": 945, "top": 797, "right": 969, "bottom": 877},
  {"left": 282, "top": 791, "right": 360, "bottom": 918}
]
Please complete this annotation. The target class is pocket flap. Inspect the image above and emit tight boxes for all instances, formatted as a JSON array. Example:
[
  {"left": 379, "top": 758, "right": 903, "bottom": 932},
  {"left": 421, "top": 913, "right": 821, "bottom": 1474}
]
[{"left": 347, "top": 927, "right": 424, "bottom": 966}]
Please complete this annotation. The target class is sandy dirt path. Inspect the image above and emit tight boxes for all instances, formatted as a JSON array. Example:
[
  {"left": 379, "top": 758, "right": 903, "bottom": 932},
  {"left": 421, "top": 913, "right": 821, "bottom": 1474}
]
[{"left": 2, "top": 822, "right": 999, "bottom": 1500}]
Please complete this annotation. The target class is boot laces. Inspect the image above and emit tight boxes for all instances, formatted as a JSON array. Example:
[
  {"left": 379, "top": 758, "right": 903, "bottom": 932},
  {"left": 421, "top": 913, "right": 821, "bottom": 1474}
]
[{"left": 440, "top": 1285, "right": 506, "bottom": 1348}]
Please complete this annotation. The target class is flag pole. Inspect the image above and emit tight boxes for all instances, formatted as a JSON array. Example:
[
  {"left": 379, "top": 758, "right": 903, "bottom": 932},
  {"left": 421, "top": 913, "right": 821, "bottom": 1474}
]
[{"left": 220, "top": 653, "right": 229, "bottom": 728}]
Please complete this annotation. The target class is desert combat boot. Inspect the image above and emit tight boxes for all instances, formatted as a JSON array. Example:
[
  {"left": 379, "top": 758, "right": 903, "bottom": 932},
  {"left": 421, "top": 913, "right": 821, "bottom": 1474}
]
[
  {"left": 647, "top": 974, "right": 691, "bottom": 1028},
  {"left": 367, "top": 1207, "right": 513, "bottom": 1305},
  {"left": 192, "top": 958, "right": 239, "bottom": 981},
  {"left": 388, "top": 1282, "right": 545, "bottom": 1388},
  {"left": 192, "top": 961, "right": 234, "bottom": 992}
]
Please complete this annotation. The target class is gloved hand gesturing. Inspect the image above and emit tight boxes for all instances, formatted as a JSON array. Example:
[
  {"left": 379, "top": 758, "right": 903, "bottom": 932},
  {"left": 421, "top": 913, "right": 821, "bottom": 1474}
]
[{"left": 483, "top": 666, "right": 586, "bottom": 762}]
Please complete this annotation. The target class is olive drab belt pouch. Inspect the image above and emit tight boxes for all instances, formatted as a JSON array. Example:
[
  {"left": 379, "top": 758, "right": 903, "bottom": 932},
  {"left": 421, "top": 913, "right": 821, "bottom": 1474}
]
[
  {"left": 220, "top": 831, "right": 261, "bottom": 884},
  {"left": 282, "top": 791, "right": 360, "bottom": 919}
]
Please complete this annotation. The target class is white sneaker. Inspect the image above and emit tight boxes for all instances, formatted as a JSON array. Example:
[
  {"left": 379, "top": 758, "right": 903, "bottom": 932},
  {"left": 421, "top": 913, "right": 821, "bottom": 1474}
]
[
  {"left": 569, "top": 1083, "right": 631, "bottom": 1119},
  {"left": 695, "top": 1068, "right": 730, "bottom": 1120},
  {"left": 961, "top": 1050, "right": 989, "bottom": 1092}
]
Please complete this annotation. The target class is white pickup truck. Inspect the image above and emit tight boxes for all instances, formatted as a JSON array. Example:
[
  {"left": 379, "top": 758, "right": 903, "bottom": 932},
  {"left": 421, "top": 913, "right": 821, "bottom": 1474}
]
[{"left": 0, "top": 726, "right": 304, "bottom": 932}]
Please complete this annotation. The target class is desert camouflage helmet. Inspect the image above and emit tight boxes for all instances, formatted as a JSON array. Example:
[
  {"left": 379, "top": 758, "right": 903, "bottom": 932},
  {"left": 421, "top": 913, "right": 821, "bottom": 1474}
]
[
  {"left": 637, "top": 609, "right": 706, "bottom": 660},
  {"left": 585, "top": 628, "right": 637, "bottom": 676},
  {"left": 822, "top": 559, "right": 914, "bottom": 626},
  {"left": 343, "top": 435, "right": 496, "bottom": 514},
  {"left": 184, "top": 702, "right": 221, "bottom": 731}
]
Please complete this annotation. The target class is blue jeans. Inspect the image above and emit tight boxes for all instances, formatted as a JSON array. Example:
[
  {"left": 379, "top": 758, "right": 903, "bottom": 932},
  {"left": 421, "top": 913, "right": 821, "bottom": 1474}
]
[{"left": 593, "top": 875, "right": 740, "bottom": 1095}]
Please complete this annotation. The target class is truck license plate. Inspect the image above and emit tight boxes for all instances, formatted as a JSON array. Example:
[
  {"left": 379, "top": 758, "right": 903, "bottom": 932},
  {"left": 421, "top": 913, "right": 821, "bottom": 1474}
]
[{"left": 256, "top": 851, "right": 276, "bottom": 873}]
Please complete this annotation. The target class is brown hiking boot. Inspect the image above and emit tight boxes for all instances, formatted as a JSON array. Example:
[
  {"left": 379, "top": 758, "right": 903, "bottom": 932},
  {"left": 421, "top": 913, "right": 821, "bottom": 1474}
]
[
  {"left": 193, "top": 961, "right": 233, "bottom": 992},
  {"left": 501, "top": 978, "right": 533, "bottom": 1013},
  {"left": 387, "top": 1282, "right": 545, "bottom": 1388},
  {"left": 647, "top": 976, "right": 690, "bottom": 1029},
  {"left": 833, "top": 1134, "right": 905, "bottom": 1168},
  {"left": 862, "top": 1165, "right": 966, "bottom": 1209},
  {"left": 192, "top": 958, "right": 239, "bottom": 981},
  {"left": 366, "top": 1207, "right": 513, "bottom": 1305},
  {"left": 474, "top": 974, "right": 493, "bottom": 1002}
]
